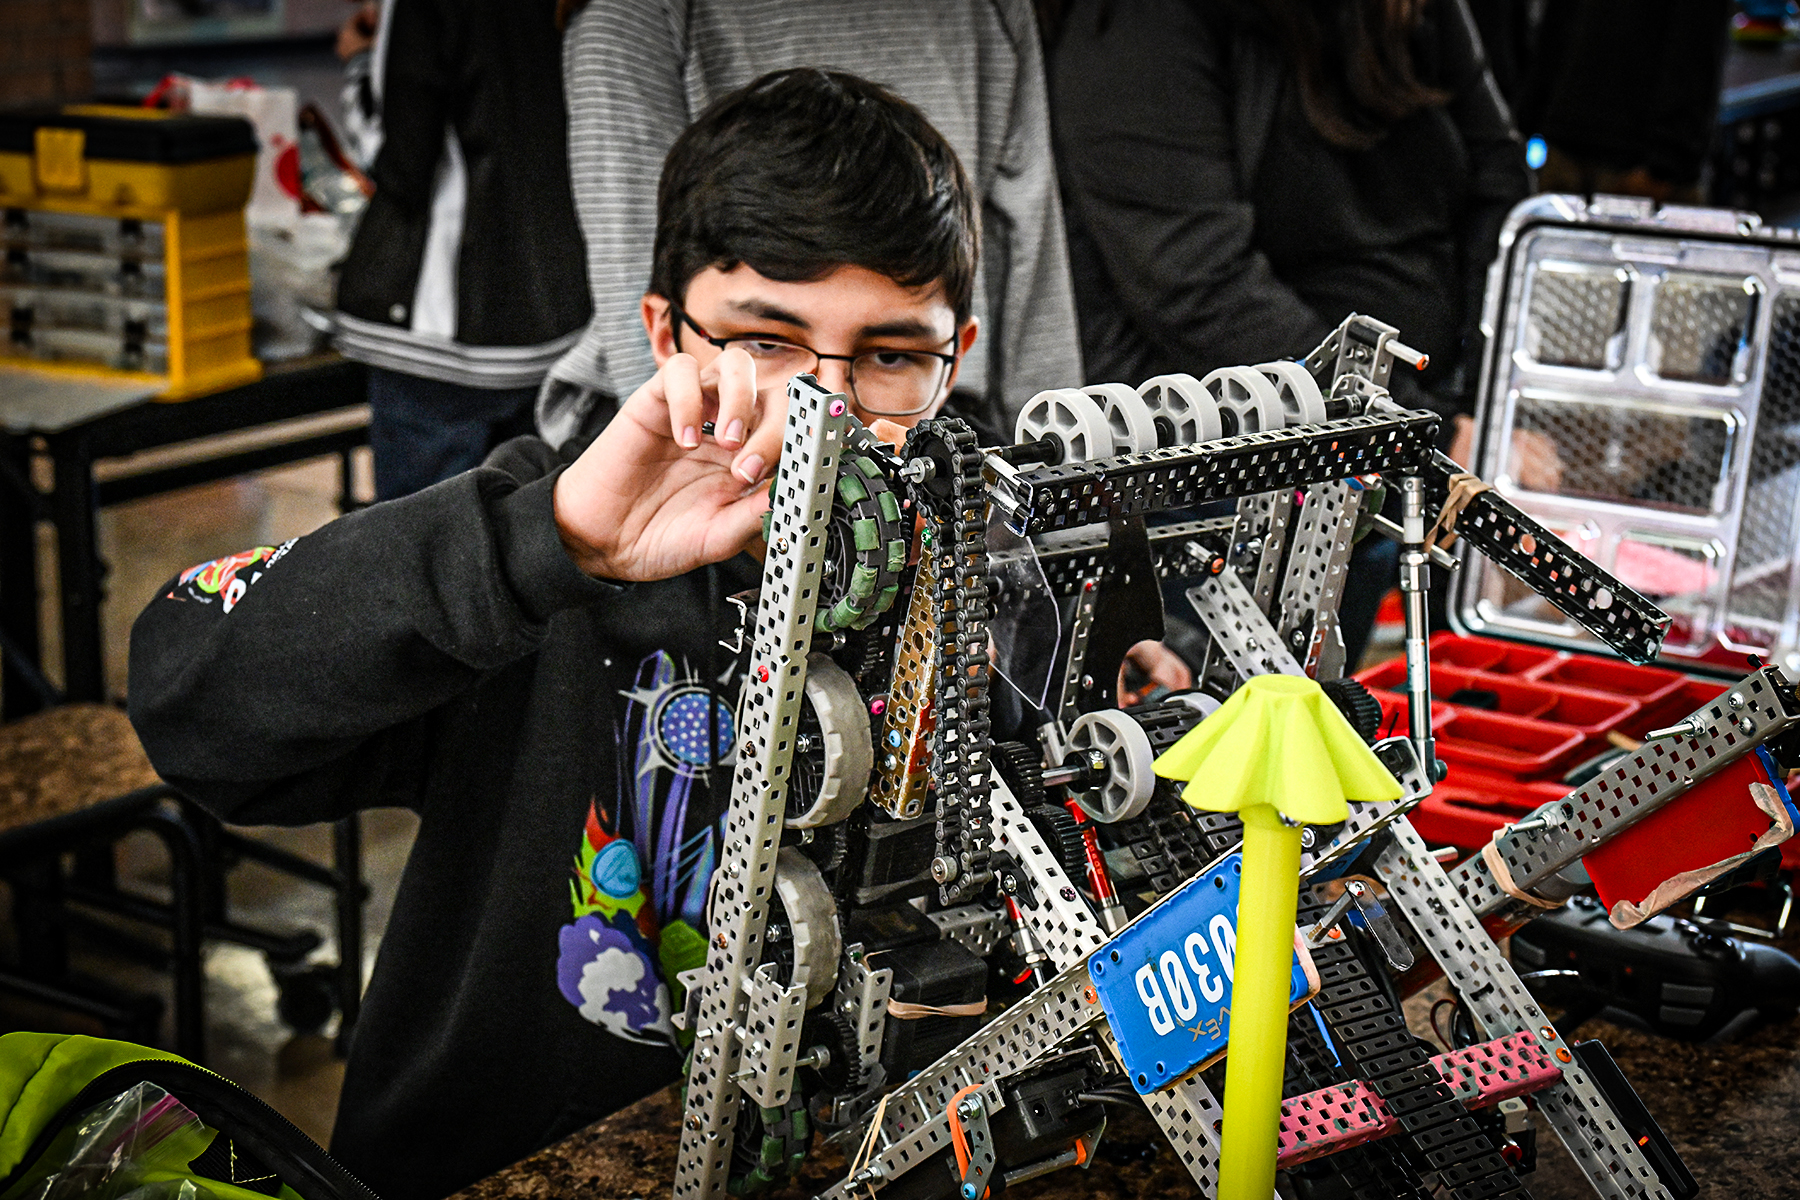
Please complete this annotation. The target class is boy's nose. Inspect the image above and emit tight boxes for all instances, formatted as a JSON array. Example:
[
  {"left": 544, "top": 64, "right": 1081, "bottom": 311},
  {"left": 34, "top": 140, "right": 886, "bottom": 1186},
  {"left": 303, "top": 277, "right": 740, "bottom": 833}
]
[{"left": 815, "top": 358, "right": 855, "bottom": 398}]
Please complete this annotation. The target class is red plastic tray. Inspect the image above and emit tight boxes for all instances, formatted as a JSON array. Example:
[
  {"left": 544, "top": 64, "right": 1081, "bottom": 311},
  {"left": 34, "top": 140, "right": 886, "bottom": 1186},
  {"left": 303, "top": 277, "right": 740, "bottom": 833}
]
[
  {"left": 1410, "top": 773, "right": 1569, "bottom": 850},
  {"left": 1428, "top": 632, "right": 1558, "bottom": 675},
  {"left": 1618, "top": 678, "right": 1731, "bottom": 741},
  {"left": 1372, "top": 690, "right": 1451, "bottom": 740},
  {"left": 1524, "top": 655, "right": 1685, "bottom": 708},
  {"left": 1434, "top": 709, "right": 1588, "bottom": 775}
]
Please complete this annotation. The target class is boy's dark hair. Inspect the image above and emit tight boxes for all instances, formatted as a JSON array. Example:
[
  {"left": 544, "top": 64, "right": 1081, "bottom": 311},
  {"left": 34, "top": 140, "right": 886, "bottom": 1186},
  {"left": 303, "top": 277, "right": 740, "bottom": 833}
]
[{"left": 650, "top": 69, "right": 979, "bottom": 323}]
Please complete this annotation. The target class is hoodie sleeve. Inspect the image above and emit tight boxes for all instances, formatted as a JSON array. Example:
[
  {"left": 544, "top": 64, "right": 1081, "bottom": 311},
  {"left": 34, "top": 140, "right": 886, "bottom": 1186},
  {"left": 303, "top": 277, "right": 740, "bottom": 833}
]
[{"left": 127, "top": 438, "right": 618, "bottom": 826}]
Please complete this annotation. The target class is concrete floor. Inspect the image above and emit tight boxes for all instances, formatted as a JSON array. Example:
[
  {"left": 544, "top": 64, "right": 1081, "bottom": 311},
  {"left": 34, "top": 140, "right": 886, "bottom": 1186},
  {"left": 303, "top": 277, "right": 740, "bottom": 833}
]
[{"left": 10, "top": 448, "right": 417, "bottom": 1147}]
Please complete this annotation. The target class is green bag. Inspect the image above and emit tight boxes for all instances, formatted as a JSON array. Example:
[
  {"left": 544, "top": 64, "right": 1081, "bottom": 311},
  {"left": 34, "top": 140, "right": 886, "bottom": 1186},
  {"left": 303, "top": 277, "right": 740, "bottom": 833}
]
[{"left": 0, "top": 1033, "right": 379, "bottom": 1200}]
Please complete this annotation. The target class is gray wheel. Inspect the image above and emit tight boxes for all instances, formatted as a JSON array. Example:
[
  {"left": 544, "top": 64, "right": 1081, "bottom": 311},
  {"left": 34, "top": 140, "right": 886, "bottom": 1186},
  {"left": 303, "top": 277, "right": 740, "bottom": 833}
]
[
  {"left": 1202, "top": 365, "right": 1283, "bottom": 437},
  {"left": 1069, "top": 709, "right": 1156, "bottom": 823},
  {"left": 1084, "top": 382, "right": 1159, "bottom": 455},
  {"left": 787, "top": 653, "right": 873, "bottom": 829},
  {"left": 1255, "top": 360, "right": 1328, "bottom": 426},
  {"left": 1015, "top": 388, "right": 1113, "bottom": 463},
  {"left": 1137, "top": 373, "right": 1222, "bottom": 447}
]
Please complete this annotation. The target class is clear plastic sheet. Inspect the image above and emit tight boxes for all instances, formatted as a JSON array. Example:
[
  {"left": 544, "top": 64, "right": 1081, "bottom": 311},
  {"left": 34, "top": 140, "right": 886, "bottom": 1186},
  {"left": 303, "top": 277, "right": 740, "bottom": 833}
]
[
  {"left": 16, "top": 1082, "right": 220, "bottom": 1200},
  {"left": 985, "top": 512, "right": 1063, "bottom": 712}
]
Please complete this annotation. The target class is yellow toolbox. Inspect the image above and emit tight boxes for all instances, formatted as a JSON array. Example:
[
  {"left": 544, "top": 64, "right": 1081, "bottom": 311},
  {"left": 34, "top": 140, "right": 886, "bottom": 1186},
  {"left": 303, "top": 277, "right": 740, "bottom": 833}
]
[{"left": 0, "top": 105, "right": 262, "bottom": 400}]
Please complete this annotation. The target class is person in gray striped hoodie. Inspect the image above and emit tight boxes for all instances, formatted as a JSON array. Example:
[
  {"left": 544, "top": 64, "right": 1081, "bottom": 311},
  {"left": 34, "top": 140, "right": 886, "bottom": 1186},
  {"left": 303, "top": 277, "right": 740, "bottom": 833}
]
[{"left": 537, "top": 0, "right": 1083, "bottom": 452}]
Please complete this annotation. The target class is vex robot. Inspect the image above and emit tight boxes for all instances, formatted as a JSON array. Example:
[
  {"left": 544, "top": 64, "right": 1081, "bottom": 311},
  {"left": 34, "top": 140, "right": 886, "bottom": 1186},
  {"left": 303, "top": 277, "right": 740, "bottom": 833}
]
[{"left": 669, "top": 293, "right": 1799, "bottom": 1200}]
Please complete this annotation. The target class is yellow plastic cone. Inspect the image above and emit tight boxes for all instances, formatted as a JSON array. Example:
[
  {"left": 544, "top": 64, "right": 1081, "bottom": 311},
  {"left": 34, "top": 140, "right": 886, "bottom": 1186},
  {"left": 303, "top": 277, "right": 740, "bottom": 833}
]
[{"left": 1153, "top": 674, "right": 1400, "bottom": 1200}]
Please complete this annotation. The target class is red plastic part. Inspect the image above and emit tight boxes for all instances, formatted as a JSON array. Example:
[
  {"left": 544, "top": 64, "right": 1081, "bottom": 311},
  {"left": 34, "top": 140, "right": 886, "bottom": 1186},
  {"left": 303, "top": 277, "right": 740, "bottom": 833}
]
[
  {"left": 1584, "top": 749, "right": 1790, "bottom": 916},
  {"left": 1357, "top": 634, "right": 1743, "bottom": 854},
  {"left": 1435, "top": 709, "right": 1588, "bottom": 775},
  {"left": 1525, "top": 655, "right": 1685, "bottom": 707},
  {"left": 1276, "top": 1031, "right": 1562, "bottom": 1167},
  {"left": 1428, "top": 632, "right": 1558, "bottom": 675}
]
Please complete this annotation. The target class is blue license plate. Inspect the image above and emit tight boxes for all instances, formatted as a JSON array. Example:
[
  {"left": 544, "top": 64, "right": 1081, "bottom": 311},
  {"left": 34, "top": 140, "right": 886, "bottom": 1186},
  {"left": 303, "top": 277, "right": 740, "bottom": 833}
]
[{"left": 1088, "top": 853, "right": 1317, "bottom": 1093}]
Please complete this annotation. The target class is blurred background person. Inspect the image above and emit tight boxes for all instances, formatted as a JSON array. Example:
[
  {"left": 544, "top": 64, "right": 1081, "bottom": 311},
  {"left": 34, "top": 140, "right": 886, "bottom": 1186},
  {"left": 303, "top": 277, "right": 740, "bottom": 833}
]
[
  {"left": 537, "top": 0, "right": 1082, "bottom": 450},
  {"left": 332, "top": 0, "right": 591, "bottom": 500},
  {"left": 1516, "top": 0, "right": 1732, "bottom": 204},
  {"left": 1049, "top": 0, "right": 1532, "bottom": 667}
]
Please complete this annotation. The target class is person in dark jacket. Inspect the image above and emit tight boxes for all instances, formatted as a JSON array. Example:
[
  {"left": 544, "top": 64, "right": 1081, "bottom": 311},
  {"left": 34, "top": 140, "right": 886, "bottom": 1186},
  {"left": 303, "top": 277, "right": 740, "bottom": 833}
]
[
  {"left": 1516, "top": 0, "right": 1731, "bottom": 205},
  {"left": 1050, "top": 0, "right": 1534, "bottom": 666},
  {"left": 129, "top": 71, "right": 980, "bottom": 1200},
  {"left": 332, "top": 0, "right": 591, "bottom": 500}
]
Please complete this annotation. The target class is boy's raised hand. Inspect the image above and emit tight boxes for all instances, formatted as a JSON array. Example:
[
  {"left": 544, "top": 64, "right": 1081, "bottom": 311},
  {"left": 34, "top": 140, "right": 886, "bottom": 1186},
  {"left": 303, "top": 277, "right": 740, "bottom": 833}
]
[{"left": 554, "top": 348, "right": 783, "bottom": 582}]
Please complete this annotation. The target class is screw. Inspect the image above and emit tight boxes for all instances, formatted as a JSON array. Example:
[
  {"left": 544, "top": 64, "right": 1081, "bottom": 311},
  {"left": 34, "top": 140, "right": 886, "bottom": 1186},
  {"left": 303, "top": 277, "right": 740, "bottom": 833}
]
[
  {"left": 1060, "top": 886, "right": 1078, "bottom": 901},
  {"left": 1739, "top": 717, "right": 1756, "bottom": 735},
  {"left": 962, "top": 1185, "right": 979, "bottom": 1199},
  {"left": 714, "top": 933, "right": 728, "bottom": 949},
  {"left": 1728, "top": 693, "right": 1744, "bottom": 709},
  {"left": 775, "top": 537, "right": 789, "bottom": 554}
]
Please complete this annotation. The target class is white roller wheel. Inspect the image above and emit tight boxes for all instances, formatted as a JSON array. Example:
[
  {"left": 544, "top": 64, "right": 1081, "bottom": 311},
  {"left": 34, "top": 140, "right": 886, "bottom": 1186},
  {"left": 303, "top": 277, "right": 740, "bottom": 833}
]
[
  {"left": 1069, "top": 709, "right": 1156, "bottom": 824},
  {"left": 1015, "top": 387, "right": 1113, "bottom": 463},
  {"left": 1164, "top": 691, "right": 1222, "bottom": 720},
  {"left": 774, "top": 846, "right": 842, "bottom": 1007},
  {"left": 1202, "top": 366, "right": 1283, "bottom": 437},
  {"left": 1255, "top": 360, "right": 1328, "bottom": 427},
  {"left": 1084, "top": 383, "right": 1159, "bottom": 455},
  {"left": 789, "top": 653, "right": 874, "bottom": 829},
  {"left": 1136, "top": 373, "right": 1223, "bottom": 448}
]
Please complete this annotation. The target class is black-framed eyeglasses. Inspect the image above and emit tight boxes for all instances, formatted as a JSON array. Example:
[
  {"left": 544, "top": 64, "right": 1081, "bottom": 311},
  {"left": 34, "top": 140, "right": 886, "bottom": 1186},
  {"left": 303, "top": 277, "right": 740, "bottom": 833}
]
[{"left": 670, "top": 303, "right": 958, "bottom": 416}]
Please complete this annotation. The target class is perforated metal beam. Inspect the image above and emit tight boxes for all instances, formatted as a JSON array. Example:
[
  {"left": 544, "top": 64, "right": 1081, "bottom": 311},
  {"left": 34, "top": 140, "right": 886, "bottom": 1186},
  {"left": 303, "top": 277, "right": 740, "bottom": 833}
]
[
  {"left": 1450, "top": 665, "right": 1800, "bottom": 915},
  {"left": 992, "top": 409, "right": 1439, "bottom": 536},
  {"left": 674, "top": 379, "right": 847, "bottom": 1199},
  {"left": 1376, "top": 821, "right": 1674, "bottom": 1200},
  {"left": 1422, "top": 451, "right": 1669, "bottom": 664}
]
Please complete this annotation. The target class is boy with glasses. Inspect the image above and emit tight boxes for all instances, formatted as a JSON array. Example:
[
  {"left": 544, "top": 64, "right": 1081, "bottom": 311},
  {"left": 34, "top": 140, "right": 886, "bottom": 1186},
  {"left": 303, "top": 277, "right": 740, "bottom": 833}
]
[{"left": 130, "top": 69, "right": 980, "bottom": 1200}]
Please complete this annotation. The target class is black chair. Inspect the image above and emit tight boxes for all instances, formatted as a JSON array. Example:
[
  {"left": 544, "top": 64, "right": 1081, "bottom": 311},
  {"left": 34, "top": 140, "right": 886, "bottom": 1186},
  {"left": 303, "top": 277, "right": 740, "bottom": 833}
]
[{"left": 0, "top": 704, "right": 205, "bottom": 1059}]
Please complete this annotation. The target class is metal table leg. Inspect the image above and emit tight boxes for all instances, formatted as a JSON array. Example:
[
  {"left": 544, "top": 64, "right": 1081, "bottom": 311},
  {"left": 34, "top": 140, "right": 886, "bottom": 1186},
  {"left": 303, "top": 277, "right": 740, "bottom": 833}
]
[{"left": 45, "top": 429, "right": 106, "bottom": 703}]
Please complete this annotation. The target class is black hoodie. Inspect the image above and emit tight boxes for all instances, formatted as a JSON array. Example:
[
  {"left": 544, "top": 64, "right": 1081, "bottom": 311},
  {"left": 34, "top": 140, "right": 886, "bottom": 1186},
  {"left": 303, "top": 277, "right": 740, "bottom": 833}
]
[{"left": 128, "top": 436, "right": 758, "bottom": 1199}]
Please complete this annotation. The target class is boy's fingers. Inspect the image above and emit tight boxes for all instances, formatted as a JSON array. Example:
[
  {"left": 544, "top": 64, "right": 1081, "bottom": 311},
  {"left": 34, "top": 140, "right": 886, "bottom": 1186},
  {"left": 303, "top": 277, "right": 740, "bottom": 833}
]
[
  {"left": 661, "top": 354, "right": 705, "bottom": 449},
  {"left": 732, "top": 383, "right": 786, "bottom": 485},
  {"left": 710, "top": 348, "right": 757, "bottom": 450},
  {"left": 715, "top": 489, "right": 773, "bottom": 551}
]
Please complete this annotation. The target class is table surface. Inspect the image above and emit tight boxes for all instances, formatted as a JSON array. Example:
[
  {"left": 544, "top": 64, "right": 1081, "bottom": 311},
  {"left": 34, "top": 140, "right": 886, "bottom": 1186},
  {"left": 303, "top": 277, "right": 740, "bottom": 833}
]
[
  {"left": 454, "top": 1002, "right": 1800, "bottom": 1200},
  {"left": 0, "top": 368, "right": 163, "bottom": 435}
]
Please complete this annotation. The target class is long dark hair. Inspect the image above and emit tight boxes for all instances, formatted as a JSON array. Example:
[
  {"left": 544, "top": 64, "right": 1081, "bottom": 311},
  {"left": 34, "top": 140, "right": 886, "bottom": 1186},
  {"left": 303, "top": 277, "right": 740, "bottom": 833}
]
[{"left": 1262, "top": 0, "right": 1449, "bottom": 150}]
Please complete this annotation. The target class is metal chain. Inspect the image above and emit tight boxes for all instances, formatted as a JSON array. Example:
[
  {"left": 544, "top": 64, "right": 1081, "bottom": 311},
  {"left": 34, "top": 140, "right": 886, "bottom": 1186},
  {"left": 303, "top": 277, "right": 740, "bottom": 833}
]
[{"left": 908, "top": 419, "right": 995, "bottom": 904}]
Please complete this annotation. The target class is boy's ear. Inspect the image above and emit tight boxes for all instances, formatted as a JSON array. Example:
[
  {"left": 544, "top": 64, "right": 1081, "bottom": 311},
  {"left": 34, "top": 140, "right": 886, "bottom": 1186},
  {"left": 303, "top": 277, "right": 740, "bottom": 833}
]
[
  {"left": 642, "top": 294, "right": 678, "bottom": 366},
  {"left": 943, "top": 317, "right": 980, "bottom": 394}
]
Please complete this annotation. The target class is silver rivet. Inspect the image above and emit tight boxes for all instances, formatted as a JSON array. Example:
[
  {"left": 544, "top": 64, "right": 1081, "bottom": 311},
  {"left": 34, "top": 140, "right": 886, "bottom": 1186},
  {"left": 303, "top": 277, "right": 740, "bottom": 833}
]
[{"left": 388, "top": 303, "right": 406, "bottom": 322}]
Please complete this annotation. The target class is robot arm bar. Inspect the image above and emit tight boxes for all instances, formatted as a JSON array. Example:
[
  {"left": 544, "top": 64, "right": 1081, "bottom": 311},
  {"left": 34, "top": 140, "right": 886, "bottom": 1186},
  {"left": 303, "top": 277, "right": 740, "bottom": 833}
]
[
  {"left": 990, "top": 409, "right": 1440, "bottom": 537},
  {"left": 1417, "top": 450, "right": 1669, "bottom": 664},
  {"left": 1450, "top": 665, "right": 1800, "bottom": 917}
]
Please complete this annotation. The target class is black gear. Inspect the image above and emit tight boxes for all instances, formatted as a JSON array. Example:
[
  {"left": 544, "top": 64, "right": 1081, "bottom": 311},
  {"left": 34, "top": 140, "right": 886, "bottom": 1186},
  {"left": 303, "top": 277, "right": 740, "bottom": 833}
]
[
  {"left": 801, "top": 822, "right": 849, "bottom": 875},
  {"left": 803, "top": 1011, "right": 867, "bottom": 1093},
  {"left": 1025, "top": 804, "right": 1090, "bottom": 886},
  {"left": 991, "top": 740, "right": 1047, "bottom": 806},
  {"left": 1322, "top": 677, "right": 1383, "bottom": 744}
]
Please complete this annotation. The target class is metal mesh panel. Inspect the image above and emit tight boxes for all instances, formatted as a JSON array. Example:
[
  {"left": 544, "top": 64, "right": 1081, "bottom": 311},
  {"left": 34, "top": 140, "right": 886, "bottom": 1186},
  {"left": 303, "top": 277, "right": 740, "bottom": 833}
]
[
  {"left": 1647, "top": 273, "right": 1758, "bottom": 385},
  {"left": 1510, "top": 394, "right": 1735, "bottom": 513},
  {"left": 1524, "top": 263, "right": 1628, "bottom": 369},
  {"left": 1727, "top": 291, "right": 1800, "bottom": 651}
]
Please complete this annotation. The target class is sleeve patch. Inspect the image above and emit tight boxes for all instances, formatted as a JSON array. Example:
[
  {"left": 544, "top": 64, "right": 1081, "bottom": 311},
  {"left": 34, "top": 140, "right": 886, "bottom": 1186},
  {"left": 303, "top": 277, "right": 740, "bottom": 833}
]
[{"left": 169, "top": 538, "right": 296, "bottom": 613}]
